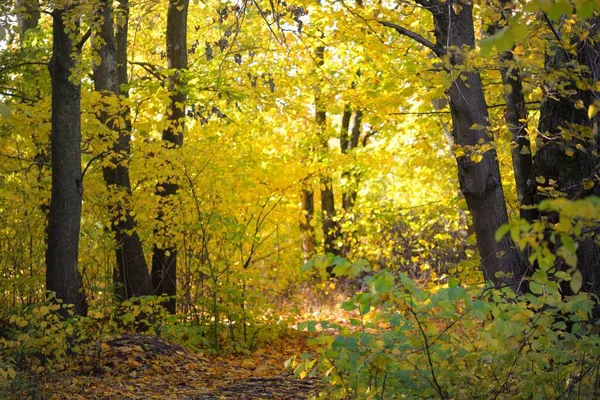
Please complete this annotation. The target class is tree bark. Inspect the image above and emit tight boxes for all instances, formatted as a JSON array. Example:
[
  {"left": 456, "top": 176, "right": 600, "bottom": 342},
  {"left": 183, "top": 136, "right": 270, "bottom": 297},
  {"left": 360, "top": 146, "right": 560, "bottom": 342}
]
[
  {"left": 490, "top": 0, "right": 533, "bottom": 208},
  {"left": 430, "top": 0, "right": 525, "bottom": 288},
  {"left": 152, "top": 0, "right": 189, "bottom": 313},
  {"left": 315, "top": 45, "right": 340, "bottom": 260},
  {"left": 46, "top": 6, "right": 87, "bottom": 315},
  {"left": 14, "top": 0, "right": 40, "bottom": 42},
  {"left": 92, "top": 0, "right": 153, "bottom": 300},
  {"left": 524, "top": 19, "right": 600, "bottom": 298},
  {"left": 300, "top": 184, "right": 316, "bottom": 262}
]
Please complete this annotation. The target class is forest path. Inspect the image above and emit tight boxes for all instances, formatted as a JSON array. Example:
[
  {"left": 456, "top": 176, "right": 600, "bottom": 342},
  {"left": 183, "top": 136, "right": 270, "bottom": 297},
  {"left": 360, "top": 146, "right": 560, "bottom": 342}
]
[{"left": 38, "top": 331, "right": 324, "bottom": 399}]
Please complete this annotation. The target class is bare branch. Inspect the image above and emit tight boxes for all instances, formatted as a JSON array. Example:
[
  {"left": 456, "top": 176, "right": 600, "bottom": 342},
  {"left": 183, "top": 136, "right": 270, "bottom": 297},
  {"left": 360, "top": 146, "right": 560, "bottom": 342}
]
[{"left": 378, "top": 19, "right": 442, "bottom": 57}]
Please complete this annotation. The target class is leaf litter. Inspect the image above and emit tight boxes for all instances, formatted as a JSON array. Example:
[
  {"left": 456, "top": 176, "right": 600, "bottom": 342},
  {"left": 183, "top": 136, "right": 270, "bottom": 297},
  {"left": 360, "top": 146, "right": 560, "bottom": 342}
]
[{"left": 37, "top": 331, "right": 323, "bottom": 400}]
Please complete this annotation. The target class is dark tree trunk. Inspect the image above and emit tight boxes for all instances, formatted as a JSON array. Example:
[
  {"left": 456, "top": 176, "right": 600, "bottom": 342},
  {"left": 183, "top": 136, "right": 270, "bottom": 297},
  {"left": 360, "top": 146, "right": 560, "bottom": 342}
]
[
  {"left": 315, "top": 45, "right": 340, "bottom": 260},
  {"left": 524, "top": 20, "right": 600, "bottom": 298},
  {"left": 341, "top": 109, "right": 362, "bottom": 211},
  {"left": 92, "top": 0, "right": 153, "bottom": 300},
  {"left": 300, "top": 184, "right": 316, "bottom": 262},
  {"left": 46, "top": 7, "right": 87, "bottom": 315},
  {"left": 490, "top": 0, "right": 533, "bottom": 208},
  {"left": 15, "top": 0, "right": 40, "bottom": 42},
  {"left": 152, "top": 0, "right": 189, "bottom": 313},
  {"left": 340, "top": 106, "right": 362, "bottom": 256},
  {"left": 430, "top": 0, "right": 525, "bottom": 289}
]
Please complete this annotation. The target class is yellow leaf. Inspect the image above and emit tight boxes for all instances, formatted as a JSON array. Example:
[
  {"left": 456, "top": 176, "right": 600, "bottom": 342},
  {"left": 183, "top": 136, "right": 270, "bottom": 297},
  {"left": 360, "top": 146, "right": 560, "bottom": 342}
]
[{"left": 470, "top": 154, "right": 483, "bottom": 163}]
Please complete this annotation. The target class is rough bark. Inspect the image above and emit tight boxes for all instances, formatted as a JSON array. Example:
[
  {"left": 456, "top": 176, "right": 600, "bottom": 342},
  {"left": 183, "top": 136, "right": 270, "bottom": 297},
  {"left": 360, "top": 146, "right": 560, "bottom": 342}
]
[
  {"left": 15, "top": 0, "right": 40, "bottom": 42},
  {"left": 430, "top": 0, "right": 525, "bottom": 288},
  {"left": 46, "top": 7, "right": 87, "bottom": 315},
  {"left": 524, "top": 20, "right": 600, "bottom": 298},
  {"left": 152, "top": 0, "right": 189, "bottom": 313},
  {"left": 92, "top": 0, "right": 153, "bottom": 300}
]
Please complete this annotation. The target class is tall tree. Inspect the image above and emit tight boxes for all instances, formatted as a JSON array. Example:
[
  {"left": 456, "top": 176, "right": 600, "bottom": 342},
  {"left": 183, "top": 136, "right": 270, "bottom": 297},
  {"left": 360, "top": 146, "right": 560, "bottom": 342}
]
[
  {"left": 315, "top": 43, "right": 340, "bottom": 260},
  {"left": 489, "top": 0, "right": 533, "bottom": 208},
  {"left": 380, "top": 0, "right": 525, "bottom": 289},
  {"left": 300, "top": 183, "right": 316, "bottom": 262},
  {"left": 46, "top": 4, "right": 87, "bottom": 315},
  {"left": 152, "top": 0, "right": 189, "bottom": 313},
  {"left": 524, "top": 16, "right": 600, "bottom": 297},
  {"left": 92, "top": 0, "right": 154, "bottom": 299},
  {"left": 14, "top": 0, "right": 40, "bottom": 42}
]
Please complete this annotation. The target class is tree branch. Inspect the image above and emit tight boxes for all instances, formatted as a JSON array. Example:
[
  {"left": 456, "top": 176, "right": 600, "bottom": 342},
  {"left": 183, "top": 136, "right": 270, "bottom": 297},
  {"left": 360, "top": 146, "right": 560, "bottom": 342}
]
[
  {"left": 75, "top": 28, "right": 92, "bottom": 51},
  {"left": 378, "top": 19, "right": 442, "bottom": 57}
]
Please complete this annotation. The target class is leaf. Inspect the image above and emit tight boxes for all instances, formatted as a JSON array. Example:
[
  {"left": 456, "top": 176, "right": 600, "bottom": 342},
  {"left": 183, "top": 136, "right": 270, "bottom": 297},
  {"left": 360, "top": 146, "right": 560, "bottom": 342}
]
[
  {"left": 561, "top": 235, "right": 577, "bottom": 253},
  {"left": 576, "top": 0, "right": 595, "bottom": 19},
  {"left": 0, "top": 102, "right": 10, "bottom": 117},
  {"left": 570, "top": 269, "right": 583, "bottom": 294},
  {"left": 495, "top": 224, "right": 511, "bottom": 242}
]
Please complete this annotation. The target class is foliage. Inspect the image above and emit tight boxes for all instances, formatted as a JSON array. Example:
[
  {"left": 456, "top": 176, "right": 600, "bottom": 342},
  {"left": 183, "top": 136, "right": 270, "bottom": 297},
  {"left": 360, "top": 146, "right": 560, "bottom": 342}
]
[{"left": 293, "top": 264, "right": 600, "bottom": 399}]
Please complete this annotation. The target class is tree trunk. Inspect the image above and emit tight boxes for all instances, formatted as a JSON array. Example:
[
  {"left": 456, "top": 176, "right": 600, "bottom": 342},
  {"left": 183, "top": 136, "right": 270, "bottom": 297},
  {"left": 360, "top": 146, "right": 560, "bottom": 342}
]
[
  {"left": 490, "top": 0, "right": 533, "bottom": 208},
  {"left": 15, "top": 0, "right": 40, "bottom": 42},
  {"left": 92, "top": 0, "right": 153, "bottom": 300},
  {"left": 341, "top": 108, "right": 362, "bottom": 211},
  {"left": 300, "top": 184, "right": 316, "bottom": 262},
  {"left": 46, "top": 7, "right": 87, "bottom": 315},
  {"left": 524, "top": 20, "right": 600, "bottom": 298},
  {"left": 315, "top": 45, "right": 340, "bottom": 260},
  {"left": 152, "top": 0, "right": 189, "bottom": 313},
  {"left": 340, "top": 106, "right": 362, "bottom": 256},
  {"left": 430, "top": 0, "right": 525, "bottom": 289}
]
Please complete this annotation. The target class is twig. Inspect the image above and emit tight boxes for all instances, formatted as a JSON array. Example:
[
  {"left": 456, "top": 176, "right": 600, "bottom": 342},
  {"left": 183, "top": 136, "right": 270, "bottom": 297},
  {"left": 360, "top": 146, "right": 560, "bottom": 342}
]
[{"left": 408, "top": 296, "right": 445, "bottom": 399}]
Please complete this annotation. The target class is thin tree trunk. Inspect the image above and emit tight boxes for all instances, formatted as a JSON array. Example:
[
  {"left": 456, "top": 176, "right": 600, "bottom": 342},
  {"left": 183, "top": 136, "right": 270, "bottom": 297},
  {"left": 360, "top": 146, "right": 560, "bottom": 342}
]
[
  {"left": 14, "top": 0, "right": 39, "bottom": 42},
  {"left": 315, "top": 45, "right": 340, "bottom": 260},
  {"left": 300, "top": 184, "right": 316, "bottom": 262},
  {"left": 92, "top": 0, "right": 153, "bottom": 300},
  {"left": 341, "top": 109, "right": 362, "bottom": 211},
  {"left": 152, "top": 0, "right": 189, "bottom": 313},
  {"left": 46, "top": 6, "right": 87, "bottom": 315},
  {"left": 491, "top": 0, "right": 533, "bottom": 208}
]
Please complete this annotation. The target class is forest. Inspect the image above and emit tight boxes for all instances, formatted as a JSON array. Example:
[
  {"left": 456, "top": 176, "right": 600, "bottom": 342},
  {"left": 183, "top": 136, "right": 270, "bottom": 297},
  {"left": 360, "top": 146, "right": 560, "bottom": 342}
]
[{"left": 1, "top": 0, "right": 600, "bottom": 398}]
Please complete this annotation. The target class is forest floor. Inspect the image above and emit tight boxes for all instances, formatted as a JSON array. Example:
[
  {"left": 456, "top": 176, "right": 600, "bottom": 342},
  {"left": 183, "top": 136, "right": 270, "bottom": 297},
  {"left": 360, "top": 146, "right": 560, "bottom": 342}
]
[{"left": 25, "top": 331, "right": 325, "bottom": 400}]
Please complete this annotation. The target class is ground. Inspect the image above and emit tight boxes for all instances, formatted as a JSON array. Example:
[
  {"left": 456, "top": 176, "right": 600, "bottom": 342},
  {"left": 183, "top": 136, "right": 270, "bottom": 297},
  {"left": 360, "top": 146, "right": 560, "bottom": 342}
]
[{"left": 27, "top": 331, "right": 324, "bottom": 400}]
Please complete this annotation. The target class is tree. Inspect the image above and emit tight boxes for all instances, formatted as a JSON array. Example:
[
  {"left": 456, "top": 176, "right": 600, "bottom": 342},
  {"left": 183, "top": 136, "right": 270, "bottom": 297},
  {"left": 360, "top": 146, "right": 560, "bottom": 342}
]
[
  {"left": 152, "top": 0, "right": 189, "bottom": 313},
  {"left": 46, "top": 4, "right": 88, "bottom": 315},
  {"left": 300, "top": 183, "right": 316, "bottom": 262},
  {"left": 315, "top": 41, "right": 341, "bottom": 261},
  {"left": 523, "top": 14, "right": 600, "bottom": 297},
  {"left": 14, "top": 0, "right": 40, "bottom": 42},
  {"left": 489, "top": 0, "right": 533, "bottom": 209},
  {"left": 379, "top": 0, "right": 525, "bottom": 289},
  {"left": 92, "top": 0, "right": 154, "bottom": 299}
]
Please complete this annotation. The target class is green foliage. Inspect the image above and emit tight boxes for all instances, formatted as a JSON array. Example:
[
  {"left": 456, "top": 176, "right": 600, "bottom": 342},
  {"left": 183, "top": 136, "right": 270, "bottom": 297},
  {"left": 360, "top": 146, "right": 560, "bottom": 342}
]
[{"left": 293, "top": 265, "right": 600, "bottom": 399}]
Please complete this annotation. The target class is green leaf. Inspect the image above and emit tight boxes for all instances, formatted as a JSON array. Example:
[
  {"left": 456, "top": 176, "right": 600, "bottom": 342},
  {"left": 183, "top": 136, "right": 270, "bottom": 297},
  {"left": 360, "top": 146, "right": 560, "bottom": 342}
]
[
  {"left": 495, "top": 224, "right": 511, "bottom": 242},
  {"left": 510, "top": 24, "right": 529, "bottom": 41},
  {"left": 570, "top": 269, "right": 583, "bottom": 294},
  {"left": 577, "top": 0, "right": 595, "bottom": 19},
  {"left": 341, "top": 301, "right": 357, "bottom": 311},
  {"left": 561, "top": 235, "right": 577, "bottom": 253},
  {"left": 555, "top": 271, "right": 571, "bottom": 281}
]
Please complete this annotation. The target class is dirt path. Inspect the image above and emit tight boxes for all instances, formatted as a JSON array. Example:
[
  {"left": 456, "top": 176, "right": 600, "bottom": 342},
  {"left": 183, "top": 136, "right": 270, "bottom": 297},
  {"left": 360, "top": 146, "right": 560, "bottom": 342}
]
[{"left": 30, "top": 332, "right": 324, "bottom": 399}]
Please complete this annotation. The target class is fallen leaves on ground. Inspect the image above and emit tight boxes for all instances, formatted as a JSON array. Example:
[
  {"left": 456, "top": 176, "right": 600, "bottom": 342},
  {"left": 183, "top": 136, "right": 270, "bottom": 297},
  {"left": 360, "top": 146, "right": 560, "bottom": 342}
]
[{"left": 35, "top": 331, "right": 323, "bottom": 400}]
